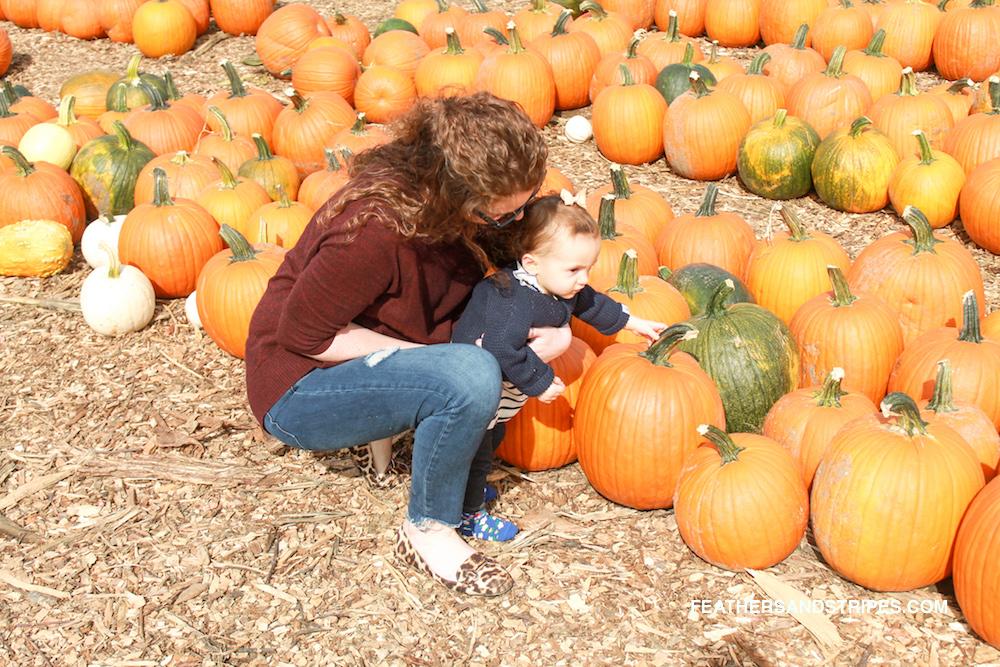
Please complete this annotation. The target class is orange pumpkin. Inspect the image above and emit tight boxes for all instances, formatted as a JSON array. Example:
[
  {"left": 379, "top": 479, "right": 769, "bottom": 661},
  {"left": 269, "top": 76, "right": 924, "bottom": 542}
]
[
  {"left": 636, "top": 10, "right": 704, "bottom": 71},
  {"left": 210, "top": 0, "right": 272, "bottom": 36},
  {"left": 497, "top": 336, "right": 597, "bottom": 471},
  {"left": 575, "top": 324, "right": 727, "bottom": 509},
  {"left": 134, "top": 151, "right": 220, "bottom": 205},
  {"left": 875, "top": 0, "right": 941, "bottom": 72},
  {"left": 196, "top": 224, "right": 286, "bottom": 358},
  {"left": 272, "top": 90, "right": 356, "bottom": 178},
  {"left": 786, "top": 46, "right": 872, "bottom": 138},
  {"left": 717, "top": 52, "right": 786, "bottom": 124},
  {"left": 842, "top": 28, "right": 903, "bottom": 101},
  {"left": 419, "top": 0, "right": 469, "bottom": 50},
  {"left": 932, "top": 0, "right": 1000, "bottom": 82},
  {"left": 674, "top": 424, "right": 809, "bottom": 569},
  {"left": 811, "top": 391, "right": 984, "bottom": 591},
  {"left": 194, "top": 106, "right": 258, "bottom": 176},
  {"left": 960, "top": 157, "right": 1000, "bottom": 253},
  {"left": 540, "top": 164, "right": 575, "bottom": 195},
  {"left": 811, "top": 0, "right": 873, "bottom": 62},
  {"left": 702, "top": 40, "right": 743, "bottom": 81},
  {"left": 763, "top": 368, "right": 878, "bottom": 487},
  {"left": 887, "top": 129, "right": 966, "bottom": 228},
  {"left": 790, "top": 265, "right": 904, "bottom": 403},
  {"left": 290, "top": 46, "right": 360, "bottom": 103},
  {"left": 513, "top": 0, "right": 564, "bottom": 43},
  {"left": 921, "top": 360, "right": 1000, "bottom": 482},
  {"left": 254, "top": 3, "right": 331, "bottom": 77},
  {"left": 353, "top": 65, "right": 418, "bottom": 125},
  {"left": 297, "top": 148, "right": 350, "bottom": 212},
  {"left": 762, "top": 23, "right": 827, "bottom": 93},
  {"left": 203, "top": 62, "right": 285, "bottom": 150},
  {"left": 324, "top": 11, "right": 370, "bottom": 58},
  {"left": 930, "top": 78, "right": 977, "bottom": 124},
  {"left": 589, "top": 194, "right": 659, "bottom": 293},
  {"left": 586, "top": 164, "right": 674, "bottom": 244},
  {"left": 250, "top": 184, "right": 313, "bottom": 249},
  {"left": 954, "top": 475, "right": 1000, "bottom": 650},
  {"left": 592, "top": 65, "right": 666, "bottom": 164},
  {"left": 654, "top": 184, "right": 755, "bottom": 280},
  {"left": 457, "top": 0, "right": 508, "bottom": 49},
  {"left": 943, "top": 77, "right": 1000, "bottom": 175},
  {"left": 983, "top": 310, "right": 1000, "bottom": 339},
  {"left": 238, "top": 133, "right": 300, "bottom": 202},
  {"left": 132, "top": 0, "right": 197, "bottom": 57},
  {"left": 704, "top": 0, "right": 760, "bottom": 47},
  {"left": 568, "top": 1, "right": 634, "bottom": 57},
  {"left": 0, "top": 93, "right": 39, "bottom": 147},
  {"left": 530, "top": 11, "right": 602, "bottom": 111},
  {"left": 362, "top": 29, "right": 431, "bottom": 78},
  {"left": 0, "top": 146, "right": 86, "bottom": 242},
  {"left": 0, "top": 28, "right": 11, "bottom": 77},
  {"left": 414, "top": 27, "right": 484, "bottom": 98},
  {"left": 868, "top": 67, "right": 955, "bottom": 159},
  {"left": 590, "top": 33, "right": 657, "bottom": 102},
  {"left": 195, "top": 158, "right": 273, "bottom": 238},
  {"left": 653, "top": 0, "right": 708, "bottom": 36},
  {"left": 759, "top": 0, "right": 825, "bottom": 45},
  {"left": 47, "top": 95, "right": 103, "bottom": 149},
  {"left": 121, "top": 86, "right": 202, "bottom": 156},
  {"left": 474, "top": 22, "right": 556, "bottom": 128}
]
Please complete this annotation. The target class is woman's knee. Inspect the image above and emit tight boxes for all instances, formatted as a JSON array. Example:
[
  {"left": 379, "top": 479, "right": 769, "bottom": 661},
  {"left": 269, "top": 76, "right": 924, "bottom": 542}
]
[{"left": 439, "top": 344, "right": 502, "bottom": 415}]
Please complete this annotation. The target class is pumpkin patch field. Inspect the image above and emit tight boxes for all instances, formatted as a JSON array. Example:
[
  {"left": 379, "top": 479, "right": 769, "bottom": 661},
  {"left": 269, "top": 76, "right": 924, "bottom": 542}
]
[{"left": 3, "top": 0, "right": 1000, "bottom": 664}]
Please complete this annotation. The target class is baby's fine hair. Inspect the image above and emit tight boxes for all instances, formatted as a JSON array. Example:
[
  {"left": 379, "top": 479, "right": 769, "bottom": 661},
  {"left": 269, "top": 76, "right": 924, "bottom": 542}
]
[{"left": 485, "top": 195, "right": 599, "bottom": 267}]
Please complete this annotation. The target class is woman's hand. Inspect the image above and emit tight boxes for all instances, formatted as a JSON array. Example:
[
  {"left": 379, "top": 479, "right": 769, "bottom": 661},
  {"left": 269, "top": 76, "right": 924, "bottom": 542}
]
[{"left": 527, "top": 325, "right": 573, "bottom": 362}]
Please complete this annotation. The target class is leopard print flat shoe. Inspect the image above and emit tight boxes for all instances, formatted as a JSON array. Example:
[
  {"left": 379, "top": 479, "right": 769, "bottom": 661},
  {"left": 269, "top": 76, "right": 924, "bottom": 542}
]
[
  {"left": 394, "top": 526, "right": 513, "bottom": 597},
  {"left": 348, "top": 433, "right": 410, "bottom": 489}
]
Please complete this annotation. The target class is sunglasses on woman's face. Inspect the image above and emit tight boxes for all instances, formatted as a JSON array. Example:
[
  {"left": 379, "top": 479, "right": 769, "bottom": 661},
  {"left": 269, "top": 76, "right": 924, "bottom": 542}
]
[{"left": 474, "top": 184, "right": 542, "bottom": 229}]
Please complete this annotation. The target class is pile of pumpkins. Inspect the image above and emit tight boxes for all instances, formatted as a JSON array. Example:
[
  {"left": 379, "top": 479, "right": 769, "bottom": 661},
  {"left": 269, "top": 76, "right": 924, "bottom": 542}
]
[{"left": 2, "top": 0, "right": 1000, "bottom": 650}]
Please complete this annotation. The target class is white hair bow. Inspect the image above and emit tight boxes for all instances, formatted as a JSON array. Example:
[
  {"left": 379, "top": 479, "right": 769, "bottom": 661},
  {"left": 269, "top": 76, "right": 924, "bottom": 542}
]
[{"left": 560, "top": 188, "right": 586, "bottom": 208}]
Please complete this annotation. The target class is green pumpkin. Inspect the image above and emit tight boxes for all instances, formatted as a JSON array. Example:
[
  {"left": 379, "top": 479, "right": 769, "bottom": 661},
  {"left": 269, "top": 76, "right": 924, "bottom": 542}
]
[
  {"left": 811, "top": 116, "right": 899, "bottom": 213},
  {"left": 678, "top": 280, "right": 800, "bottom": 433},
  {"left": 660, "top": 264, "right": 755, "bottom": 317},
  {"left": 70, "top": 121, "right": 156, "bottom": 217},
  {"left": 2, "top": 79, "right": 33, "bottom": 102},
  {"left": 372, "top": 18, "right": 418, "bottom": 37},
  {"left": 655, "top": 42, "right": 716, "bottom": 105},
  {"left": 738, "top": 107, "right": 820, "bottom": 200},
  {"left": 105, "top": 55, "right": 168, "bottom": 112}
]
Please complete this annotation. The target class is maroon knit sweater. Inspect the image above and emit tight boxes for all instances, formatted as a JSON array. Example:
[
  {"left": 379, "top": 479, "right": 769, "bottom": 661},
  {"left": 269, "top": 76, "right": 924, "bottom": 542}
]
[{"left": 244, "top": 196, "right": 483, "bottom": 424}]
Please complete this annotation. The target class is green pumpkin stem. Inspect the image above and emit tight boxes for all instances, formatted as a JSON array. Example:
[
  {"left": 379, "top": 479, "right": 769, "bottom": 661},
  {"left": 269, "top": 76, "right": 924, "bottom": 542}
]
[
  {"left": 57, "top": 95, "right": 78, "bottom": 127},
  {"left": 332, "top": 11, "right": 348, "bottom": 24},
  {"left": 0, "top": 146, "right": 36, "bottom": 177},
  {"left": 824, "top": 46, "right": 848, "bottom": 78},
  {"left": 471, "top": 0, "right": 489, "bottom": 13},
  {"left": 944, "top": 78, "right": 974, "bottom": 96},
  {"left": 111, "top": 120, "right": 138, "bottom": 151},
  {"left": 849, "top": 116, "right": 873, "bottom": 137},
  {"left": 433, "top": 0, "right": 450, "bottom": 12},
  {"left": 1, "top": 80, "right": 15, "bottom": 104},
  {"left": 938, "top": 0, "right": 952, "bottom": 9},
  {"left": 0, "top": 91, "right": 13, "bottom": 118},
  {"left": 926, "top": 360, "right": 958, "bottom": 413},
  {"left": 608, "top": 249, "right": 643, "bottom": 299},
  {"left": 124, "top": 54, "right": 143, "bottom": 83},
  {"left": 220, "top": 224, "right": 260, "bottom": 262},
  {"left": 287, "top": 89, "right": 310, "bottom": 113},
  {"left": 552, "top": 10, "right": 573, "bottom": 36},
  {"left": 99, "top": 242, "right": 122, "bottom": 279},
  {"left": 696, "top": 184, "right": 719, "bottom": 217},
  {"left": 864, "top": 28, "right": 887, "bottom": 57},
  {"left": 482, "top": 26, "right": 511, "bottom": 47},
  {"left": 708, "top": 40, "right": 722, "bottom": 64},
  {"left": 901, "top": 205, "right": 942, "bottom": 255},
  {"left": 666, "top": 10, "right": 680, "bottom": 41},
  {"left": 958, "top": 291, "right": 983, "bottom": 343},
  {"left": 598, "top": 194, "right": 620, "bottom": 240},
  {"left": 151, "top": 167, "right": 174, "bottom": 207},
  {"left": 507, "top": 22, "right": 525, "bottom": 52},
  {"left": 350, "top": 112, "right": 369, "bottom": 135},
  {"left": 163, "top": 71, "right": 182, "bottom": 101},
  {"left": 681, "top": 42, "right": 696, "bottom": 67},
  {"left": 706, "top": 279, "right": 736, "bottom": 318},
  {"left": 106, "top": 83, "right": 129, "bottom": 113},
  {"left": 814, "top": 368, "right": 847, "bottom": 408},
  {"left": 323, "top": 148, "right": 342, "bottom": 172},
  {"left": 791, "top": 23, "right": 810, "bottom": 50},
  {"left": 212, "top": 157, "right": 239, "bottom": 189},
  {"left": 221, "top": 60, "right": 249, "bottom": 99},
  {"left": 339, "top": 146, "right": 354, "bottom": 163},
  {"left": 251, "top": 133, "right": 274, "bottom": 161},
  {"left": 578, "top": 0, "right": 608, "bottom": 19},
  {"left": 657, "top": 266, "right": 672, "bottom": 281},
  {"left": 444, "top": 27, "right": 465, "bottom": 54},
  {"left": 747, "top": 52, "right": 771, "bottom": 76},
  {"left": 610, "top": 164, "right": 632, "bottom": 199},
  {"left": 897, "top": 67, "right": 917, "bottom": 97},
  {"left": 913, "top": 130, "right": 935, "bottom": 165},
  {"left": 276, "top": 184, "right": 293, "bottom": 208},
  {"left": 778, "top": 205, "right": 812, "bottom": 242},
  {"left": 207, "top": 105, "right": 235, "bottom": 142},
  {"left": 139, "top": 82, "right": 169, "bottom": 111},
  {"left": 641, "top": 323, "right": 697, "bottom": 367},
  {"left": 840, "top": 0, "right": 854, "bottom": 6},
  {"left": 827, "top": 265, "right": 858, "bottom": 307},
  {"left": 626, "top": 33, "right": 642, "bottom": 58},
  {"left": 619, "top": 63, "right": 635, "bottom": 87},
  {"left": 970, "top": 0, "right": 996, "bottom": 7},
  {"left": 698, "top": 424, "right": 744, "bottom": 464},
  {"left": 688, "top": 71, "right": 711, "bottom": 97},
  {"left": 880, "top": 392, "right": 930, "bottom": 436},
  {"left": 988, "top": 76, "right": 1000, "bottom": 115},
  {"left": 772, "top": 108, "right": 788, "bottom": 128}
]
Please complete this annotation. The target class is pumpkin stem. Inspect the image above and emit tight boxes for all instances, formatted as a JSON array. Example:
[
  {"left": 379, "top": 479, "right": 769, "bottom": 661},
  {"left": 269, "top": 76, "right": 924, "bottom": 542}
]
[
  {"left": 0, "top": 90, "right": 13, "bottom": 118},
  {"left": 287, "top": 89, "right": 310, "bottom": 113},
  {"left": 124, "top": 54, "right": 143, "bottom": 84},
  {"left": 705, "top": 279, "right": 735, "bottom": 318},
  {"left": 688, "top": 71, "right": 711, "bottom": 98},
  {"left": 824, "top": 46, "right": 847, "bottom": 79},
  {"left": 138, "top": 82, "right": 169, "bottom": 112},
  {"left": 220, "top": 224, "right": 260, "bottom": 262},
  {"left": 552, "top": 10, "right": 573, "bottom": 36},
  {"left": 57, "top": 95, "right": 79, "bottom": 127},
  {"left": 849, "top": 115, "right": 873, "bottom": 137},
  {"left": 666, "top": 10, "right": 680, "bottom": 41},
  {"left": 433, "top": 0, "right": 450, "bottom": 12},
  {"left": 657, "top": 266, "right": 672, "bottom": 281},
  {"left": 151, "top": 167, "right": 174, "bottom": 208},
  {"left": 926, "top": 360, "right": 958, "bottom": 413},
  {"left": 618, "top": 63, "right": 635, "bottom": 87},
  {"left": 111, "top": 120, "right": 138, "bottom": 151},
  {"left": 681, "top": 42, "right": 696, "bottom": 67},
  {"left": 106, "top": 83, "right": 129, "bottom": 113},
  {"left": 212, "top": 157, "right": 240, "bottom": 189},
  {"left": 897, "top": 67, "right": 917, "bottom": 97},
  {"left": 275, "top": 184, "right": 293, "bottom": 208},
  {"left": 827, "top": 265, "right": 857, "bottom": 307},
  {"left": 332, "top": 11, "right": 348, "bottom": 24},
  {"left": 626, "top": 32, "right": 642, "bottom": 58},
  {"left": 864, "top": 28, "right": 887, "bottom": 57},
  {"left": 0, "top": 145, "right": 36, "bottom": 177},
  {"left": 747, "top": 52, "right": 771, "bottom": 76},
  {"left": 506, "top": 21, "right": 525, "bottom": 52},
  {"left": 778, "top": 205, "right": 812, "bottom": 242},
  {"left": 772, "top": 108, "right": 788, "bottom": 129},
  {"left": 608, "top": 249, "right": 643, "bottom": 299},
  {"left": 471, "top": 0, "right": 489, "bottom": 13},
  {"left": 791, "top": 23, "right": 809, "bottom": 50},
  {"left": 970, "top": 0, "right": 995, "bottom": 7},
  {"left": 444, "top": 27, "right": 465, "bottom": 54},
  {"left": 697, "top": 424, "right": 744, "bottom": 465},
  {"left": 988, "top": 76, "right": 1000, "bottom": 115},
  {"left": 482, "top": 26, "right": 511, "bottom": 46},
  {"left": 221, "top": 60, "right": 249, "bottom": 99},
  {"left": 350, "top": 112, "right": 368, "bottom": 135},
  {"left": 938, "top": 0, "right": 952, "bottom": 8},
  {"left": 340, "top": 146, "right": 354, "bottom": 163},
  {"left": 98, "top": 242, "right": 122, "bottom": 279},
  {"left": 901, "top": 205, "right": 941, "bottom": 255},
  {"left": 640, "top": 323, "right": 697, "bottom": 367},
  {"left": 251, "top": 133, "right": 274, "bottom": 161},
  {"left": 578, "top": 0, "right": 608, "bottom": 19},
  {"left": 814, "top": 368, "right": 847, "bottom": 407},
  {"left": 163, "top": 71, "right": 183, "bottom": 102},
  {"left": 912, "top": 130, "right": 935, "bottom": 165},
  {"left": 708, "top": 40, "right": 722, "bottom": 65},
  {"left": 944, "top": 78, "right": 974, "bottom": 96},
  {"left": 880, "top": 392, "right": 930, "bottom": 436},
  {"left": 610, "top": 164, "right": 632, "bottom": 200},
  {"left": 597, "top": 194, "right": 620, "bottom": 240},
  {"left": 323, "top": 148, "right": 342, "bottom": 172},
  {"left": 207, "top": 105, "right": 235, "bottom": 142},
  {"left": 957, "top": 290, "right": 983, "bottom": 343},
  {"left": 696, "top": 184, "right": 719, "bottom": 217}
]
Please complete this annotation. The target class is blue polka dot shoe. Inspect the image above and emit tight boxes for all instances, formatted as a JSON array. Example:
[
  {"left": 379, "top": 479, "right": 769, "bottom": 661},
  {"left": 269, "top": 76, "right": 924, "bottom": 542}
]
[
  {"left": 483, "top": 483, "right": 499, "bottom": 505},
  {"left": 458, "top": 509, "right": 519, "bottom": 542}
]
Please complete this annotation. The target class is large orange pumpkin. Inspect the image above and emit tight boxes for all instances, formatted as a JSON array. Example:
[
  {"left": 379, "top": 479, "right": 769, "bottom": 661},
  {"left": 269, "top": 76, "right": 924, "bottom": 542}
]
[
  {"left": 0, "top": 146, "right": 87, "bottom": 243},
  {"left": 574, "top": 324, "right": 727, "bottom": 509},
  {"left": 585, "top": 164, "right": 674, "bottom": 244},
  {"left": 887, "top": 129, "right": 966, "bottom": 228},
  {"left": 785, "top": 46, "right": 872, "bottom": 139},
  {"left": 868, "top": 67, "right": 955, "bottom": 159},
  {"left": 953, "top": 475, "right": 1000, "bottom": 650},
  {"left": 203, "top": 61, "right": 284, "bottom": 150},
  {"left": 842, "top": 28, "right": 903, "bottom": 101},
  {"left": 254, "top": 3, "right": 331, "bottom": 76},
  {"left": 271, "top": 90, "right": 356, "bottom": 178},
  {"left": 531, "top": 11, "right": 602, "bottom": 111},
  {"left": 874, "top": 0, "right": 942, "bottom": 72},
  {"left": 959, "top": 157, "right": 1000, "bottom": 253},
  {"left": 674, "top": 424, "right": 809, "bottom": 569},
  {"left": 592, "top": 65, "right": 667, "bottom": 165},
  {"left": 759, "top": 0, "right": 825, "bottom": 45},
  {"left": 474, "top": 22, "right": 556, "bottom": 128},
  {"left": 811, "top": 391, "right": 985, "bottom": 591},
  {"left": 588, "top": 194, "right": 659, "bottom": 293},
  {"left": 943, "top": 76, "right": 1000, "bottom": 175}
]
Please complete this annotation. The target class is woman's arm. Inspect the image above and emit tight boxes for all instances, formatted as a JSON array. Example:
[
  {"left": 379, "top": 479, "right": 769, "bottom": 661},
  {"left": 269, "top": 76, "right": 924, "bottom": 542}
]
[
  {"left": 526, "top": 325, "right": 573, "bottom": 362},
  {"left": 307, "top": 322, "right": 423, "bottom": 363}
]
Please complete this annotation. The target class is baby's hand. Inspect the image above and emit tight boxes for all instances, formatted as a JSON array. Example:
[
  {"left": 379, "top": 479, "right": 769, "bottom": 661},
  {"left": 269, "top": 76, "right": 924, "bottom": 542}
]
[
  {"left": 625, "top": 316, "right": 668, "bottom": 341},
  {"left": 537, "top": 377, "right": 566, "bottom": 403}
]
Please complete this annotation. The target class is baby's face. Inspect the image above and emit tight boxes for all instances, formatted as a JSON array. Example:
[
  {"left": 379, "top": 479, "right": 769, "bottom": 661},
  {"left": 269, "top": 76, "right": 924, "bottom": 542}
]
[{"left": 527, "top": 230, "right": 602, "bottom": 299}]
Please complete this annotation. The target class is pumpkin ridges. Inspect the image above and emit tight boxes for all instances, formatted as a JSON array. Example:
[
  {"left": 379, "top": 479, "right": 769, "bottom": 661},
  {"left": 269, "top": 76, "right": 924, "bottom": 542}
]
[
  {"left": 932, "top": 0, "right": 1000, "bottom": 82},
  {"left": 0, "top": 146, "right": 87, "bottom": 243},
  {"left": 868, "top": 68, "right": 955, "bottom": 159},
  {"left": 812, "top": 116, "right": 898, "bottom": 213},
  {"left": 954, "top": 476, "right": 1000, "bottom": 649},
  {"left": 888, "top": 130, "right": 966, "bottom": 228},
  {"left": 738, "top": 108, "right": 820, "bottom": 199},
  {"left": 592, "top": 64, "right": 667, "bottom": 164}
]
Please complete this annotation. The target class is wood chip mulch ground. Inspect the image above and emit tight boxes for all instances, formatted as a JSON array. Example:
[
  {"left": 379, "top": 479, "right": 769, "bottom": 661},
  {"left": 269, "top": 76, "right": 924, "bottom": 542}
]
[{"left": 2, "top": 2, "right": 1000, "bottom": 665}]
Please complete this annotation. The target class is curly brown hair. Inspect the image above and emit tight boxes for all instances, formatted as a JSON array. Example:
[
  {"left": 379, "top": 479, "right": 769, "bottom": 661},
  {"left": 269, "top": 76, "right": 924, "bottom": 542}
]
[{"left": 315, "top": 92, "right": 548, "bottom": 262}]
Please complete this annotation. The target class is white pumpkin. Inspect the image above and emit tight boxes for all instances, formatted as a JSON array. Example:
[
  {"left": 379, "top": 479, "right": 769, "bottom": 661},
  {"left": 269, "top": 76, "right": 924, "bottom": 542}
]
[
  {"left": 80, "top": 245, "right": 156, "bottom": 336},
  {"left": 81, "top": 215, "right": 127, "bottom": 268},
  {"left": 18, "top": 122, "right": 77, "bottom": 170},
  {"left": 185, "top": 291, "right": 202, "bottom": 329},
  {"left": 564, "top": 115, "right": 593, "bottom": 144}
]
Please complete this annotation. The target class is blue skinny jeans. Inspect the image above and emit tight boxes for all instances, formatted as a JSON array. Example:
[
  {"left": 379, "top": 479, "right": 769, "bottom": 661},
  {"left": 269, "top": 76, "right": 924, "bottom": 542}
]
[{"left": 262, "top": 344, "right": 502, "bottom": 527}]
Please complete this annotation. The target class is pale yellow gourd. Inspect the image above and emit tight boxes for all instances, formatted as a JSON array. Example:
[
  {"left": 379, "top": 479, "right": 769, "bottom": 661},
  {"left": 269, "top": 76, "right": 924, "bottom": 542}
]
[
  {"left": 17, "top": 122, "right": 76, "bottom": 170},
  {"left": 79, "top": 244, "right": 156, "bottom": 336},
  {"left": 0, "top": 219, "right": 74, "bottom": 277}
]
